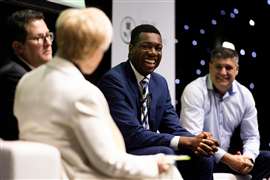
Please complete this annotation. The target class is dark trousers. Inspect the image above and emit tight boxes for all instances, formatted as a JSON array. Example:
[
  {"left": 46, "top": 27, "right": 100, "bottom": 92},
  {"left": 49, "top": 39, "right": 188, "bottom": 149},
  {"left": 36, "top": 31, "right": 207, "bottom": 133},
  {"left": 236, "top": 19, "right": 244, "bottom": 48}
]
[
  {"left": 129, "top": 146, "right": 176, "bottom": 155},
  {"left": 177, "top": 149, "right": 215, "bottom": 180},
  {"left": 128, "top": 146, "right": 215, "bottom": 180},
  {"left": 214, "top": 151, "right": 270, "bottom": 180}
]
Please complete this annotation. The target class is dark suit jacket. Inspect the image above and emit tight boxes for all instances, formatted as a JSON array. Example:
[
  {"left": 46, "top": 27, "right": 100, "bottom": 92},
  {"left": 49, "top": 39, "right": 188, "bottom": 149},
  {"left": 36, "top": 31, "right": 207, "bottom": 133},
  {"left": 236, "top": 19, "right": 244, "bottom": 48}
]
[
  {"left": 0, "top": 54, "right": 31, "bottom": 140},
  {"left": 98, "top": 61, "right": 192, "bottom": 152}
]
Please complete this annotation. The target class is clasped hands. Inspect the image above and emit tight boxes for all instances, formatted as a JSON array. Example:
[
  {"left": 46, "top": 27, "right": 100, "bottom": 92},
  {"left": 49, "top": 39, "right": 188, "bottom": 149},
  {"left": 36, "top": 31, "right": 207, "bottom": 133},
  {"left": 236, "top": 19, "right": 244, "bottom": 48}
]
[
  {"left": 179, "top": 132, "right": 219, "bottom": 156},
  {"left": 157, "top": 132, "right": 219, "bottom": 175}
]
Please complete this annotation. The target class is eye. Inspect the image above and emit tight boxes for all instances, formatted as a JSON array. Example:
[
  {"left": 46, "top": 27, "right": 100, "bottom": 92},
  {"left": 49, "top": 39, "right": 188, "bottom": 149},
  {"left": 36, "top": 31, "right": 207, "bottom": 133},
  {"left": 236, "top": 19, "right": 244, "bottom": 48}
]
[
  {"left": 225, "top": 66, "right": 233, "bottom": 71},
  {"left": 35, "top": 36, "right": 43, "bottom": 42},
  {"left": 215, "top": 65, "right": 222, "bottom": 70},
  {"left": 155, "top": 46, "right": 162, "bottom": 52},
  {"left": 140, "top": 44, "right": 151, "bottom": 50}
]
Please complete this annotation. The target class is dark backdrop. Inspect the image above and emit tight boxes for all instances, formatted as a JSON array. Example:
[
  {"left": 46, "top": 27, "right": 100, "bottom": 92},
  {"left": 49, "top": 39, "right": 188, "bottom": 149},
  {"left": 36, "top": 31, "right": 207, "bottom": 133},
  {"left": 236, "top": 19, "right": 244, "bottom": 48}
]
[
  {"left": 176, "top": 0, "right": 270, "bottom": 150},
  {"left": 0, "top": 0, "right": 112, "bottom": 84}
]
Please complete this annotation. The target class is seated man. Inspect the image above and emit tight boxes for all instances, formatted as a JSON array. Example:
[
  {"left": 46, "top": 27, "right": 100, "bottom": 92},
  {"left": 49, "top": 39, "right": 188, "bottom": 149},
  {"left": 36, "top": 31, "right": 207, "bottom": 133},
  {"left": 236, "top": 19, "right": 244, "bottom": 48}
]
[
  {"left": 180, "top": 42, "right": 270, "bottom": 180},
  {"left": 98, "top": 24, "right": 219, "bottom": 180},
  {"left": 0, "top": 9, "right": 52, "bottom": 140},
  {"left": 14, "top": 7, "right": 182, "bottom": 180}
]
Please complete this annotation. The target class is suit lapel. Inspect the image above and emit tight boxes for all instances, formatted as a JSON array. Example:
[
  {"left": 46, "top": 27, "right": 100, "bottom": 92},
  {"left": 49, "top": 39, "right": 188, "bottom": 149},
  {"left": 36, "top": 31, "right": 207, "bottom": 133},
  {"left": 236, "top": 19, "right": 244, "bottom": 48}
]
[
  {"left": 148, "top": 77, "right": 154, "bottom": 130},
  {"left": 13, "top": 54, "right": 32, "bottom": 72},
  {"left": 124, "top": 61, "right": 157, "bottom": 129},
  {"left": 124, "top": 61, "right": 141, "bottom": 122}
]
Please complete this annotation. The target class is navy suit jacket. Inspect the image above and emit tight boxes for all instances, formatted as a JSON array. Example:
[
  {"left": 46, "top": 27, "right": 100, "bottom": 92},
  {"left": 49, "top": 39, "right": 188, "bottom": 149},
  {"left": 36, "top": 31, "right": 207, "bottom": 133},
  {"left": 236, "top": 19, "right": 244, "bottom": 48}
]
[
  {"left": 98, "top": 61, "right": 192, "bottom": 152},
  {"left": 0, "top": 54, "right": 31, "bottom": 140}
]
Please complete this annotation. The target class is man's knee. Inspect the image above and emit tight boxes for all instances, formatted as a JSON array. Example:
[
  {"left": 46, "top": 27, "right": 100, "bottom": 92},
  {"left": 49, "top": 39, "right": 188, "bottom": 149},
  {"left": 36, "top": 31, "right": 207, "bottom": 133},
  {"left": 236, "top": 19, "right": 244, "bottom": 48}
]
[
  {"left": 157, "top": 146, "right": 175, "bottom": 155},
  {"left": 128, "top": 146, "right": 175, "bottom": 155},
  {"left": 256, "top": 150, "right": 270, "bottom": 164},
  {"left": 201, "top": 156, "right": 215, "bottom": 170}
]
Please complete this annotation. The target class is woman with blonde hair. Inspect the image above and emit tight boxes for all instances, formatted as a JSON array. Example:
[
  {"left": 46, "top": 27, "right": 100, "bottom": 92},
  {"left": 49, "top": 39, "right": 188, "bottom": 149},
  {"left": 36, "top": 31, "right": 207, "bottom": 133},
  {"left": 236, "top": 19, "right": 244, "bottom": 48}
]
[{"left": 14, "top": 7, "right": 182, "bottom": 180}]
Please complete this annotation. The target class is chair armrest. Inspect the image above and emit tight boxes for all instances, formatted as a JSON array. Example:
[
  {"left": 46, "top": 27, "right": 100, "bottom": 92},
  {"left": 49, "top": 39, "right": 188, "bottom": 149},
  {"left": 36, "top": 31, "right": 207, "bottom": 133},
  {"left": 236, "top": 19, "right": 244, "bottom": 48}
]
[{"left": 0, "top": 140, "right": 62, "bottom": 179}]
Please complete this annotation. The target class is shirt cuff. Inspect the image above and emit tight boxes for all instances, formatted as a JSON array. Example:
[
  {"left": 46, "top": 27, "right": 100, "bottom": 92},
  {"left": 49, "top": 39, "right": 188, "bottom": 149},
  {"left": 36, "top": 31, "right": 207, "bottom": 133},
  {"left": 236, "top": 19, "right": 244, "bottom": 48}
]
[
  {"left": 170, "top": 136, "right": 180, "bottom": 150},
  {"left": 214, "top": 147, "right": 227, "bottom": 163}
]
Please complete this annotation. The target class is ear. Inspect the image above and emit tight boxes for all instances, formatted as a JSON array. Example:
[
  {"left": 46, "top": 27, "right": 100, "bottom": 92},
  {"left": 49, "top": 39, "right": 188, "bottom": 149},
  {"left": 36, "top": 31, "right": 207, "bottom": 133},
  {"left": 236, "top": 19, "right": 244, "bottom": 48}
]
[
  {"left": 12, "top": 41, "right": 24, "bottom": 55},
  {"left": 128, "top": 44, "right": 134, "bottom": 59},
  {"left": 209, "top": 61, "right": 213, "bottom": 69},
  {"left": 129, "top": 44, "right": 134, "bottom": 52},
  {"left": 235, "top": 65, "right": 239, "bottom": 76}
]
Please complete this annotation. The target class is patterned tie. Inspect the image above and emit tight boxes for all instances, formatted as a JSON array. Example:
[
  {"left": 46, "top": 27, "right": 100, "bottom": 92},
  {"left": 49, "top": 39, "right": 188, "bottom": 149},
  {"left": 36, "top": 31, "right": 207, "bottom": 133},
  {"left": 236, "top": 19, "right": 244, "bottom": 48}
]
[{"left": 140, "top": 77, "right": 150, "bottom": 129}]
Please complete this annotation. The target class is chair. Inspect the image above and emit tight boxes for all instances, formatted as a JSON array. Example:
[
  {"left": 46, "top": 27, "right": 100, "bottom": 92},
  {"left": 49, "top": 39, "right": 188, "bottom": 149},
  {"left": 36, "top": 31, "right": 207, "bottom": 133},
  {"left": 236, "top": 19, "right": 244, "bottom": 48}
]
[{"left": 0, "top": 140, "right": 63, "bottom": 179}]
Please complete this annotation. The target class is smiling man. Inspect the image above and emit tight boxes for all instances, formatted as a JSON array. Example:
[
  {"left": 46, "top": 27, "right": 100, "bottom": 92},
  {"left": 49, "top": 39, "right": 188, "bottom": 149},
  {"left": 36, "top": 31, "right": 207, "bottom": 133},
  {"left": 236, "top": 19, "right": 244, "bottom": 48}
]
[
  {"left": 180, "top": 42, "right": 270, "bottom": 179},
  {"left": 98, "top": 24, "right": 219, "bottom": 180},
  {"left": 0, "top": 9, "right": 53, "bottom": 140}
]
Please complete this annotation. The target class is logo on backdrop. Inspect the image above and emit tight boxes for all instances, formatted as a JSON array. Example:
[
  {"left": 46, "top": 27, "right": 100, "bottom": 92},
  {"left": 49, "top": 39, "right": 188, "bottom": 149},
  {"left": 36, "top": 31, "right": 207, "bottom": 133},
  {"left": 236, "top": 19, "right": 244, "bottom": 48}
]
[{"left": 120, "top": 16, "right": 136, "bottom": 44}]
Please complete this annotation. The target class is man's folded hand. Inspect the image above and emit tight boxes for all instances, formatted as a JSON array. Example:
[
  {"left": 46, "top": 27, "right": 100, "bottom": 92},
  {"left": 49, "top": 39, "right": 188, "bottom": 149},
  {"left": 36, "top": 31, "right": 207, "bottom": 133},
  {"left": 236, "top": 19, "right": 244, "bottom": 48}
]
[{"left": 179, "top": 131, "right": 219, "bottom": 156}]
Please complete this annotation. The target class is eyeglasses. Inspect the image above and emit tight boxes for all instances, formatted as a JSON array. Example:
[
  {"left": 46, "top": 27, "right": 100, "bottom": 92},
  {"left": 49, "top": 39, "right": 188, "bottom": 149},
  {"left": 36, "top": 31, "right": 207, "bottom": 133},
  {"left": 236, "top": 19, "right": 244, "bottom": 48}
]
[{"left": 27, "top": 32, "right": 54, "bottom": 44}]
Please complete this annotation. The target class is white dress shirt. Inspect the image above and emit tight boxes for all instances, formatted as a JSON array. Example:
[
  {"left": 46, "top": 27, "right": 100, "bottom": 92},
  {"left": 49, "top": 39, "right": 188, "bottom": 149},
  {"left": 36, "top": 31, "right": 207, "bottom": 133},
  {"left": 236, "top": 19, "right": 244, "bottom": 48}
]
[{"left": 180, "top": 74, "right": 260, "bottom": 162}]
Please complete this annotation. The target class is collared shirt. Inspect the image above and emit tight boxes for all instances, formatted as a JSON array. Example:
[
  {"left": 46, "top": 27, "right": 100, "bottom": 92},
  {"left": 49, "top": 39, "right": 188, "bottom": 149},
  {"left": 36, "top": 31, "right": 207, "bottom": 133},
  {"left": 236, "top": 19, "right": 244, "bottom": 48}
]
[
  {"left": 129, "top": 61, "right": 180, "bottom": 150},
  {"left": 180, "top": 74, "right": 260, "bottom": 162},
  {"left": 17, "top": 56, "right": 34, "bottom": 70},
  {"left": 129, "top": 61, "right": 151, "bottom": 93}
]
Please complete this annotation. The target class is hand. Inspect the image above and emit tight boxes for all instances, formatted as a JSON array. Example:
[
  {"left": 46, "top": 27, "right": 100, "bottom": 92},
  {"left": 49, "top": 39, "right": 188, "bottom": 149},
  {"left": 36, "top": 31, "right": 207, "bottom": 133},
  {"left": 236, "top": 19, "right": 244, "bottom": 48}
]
[
  {"left": 179, "top": 132, "right": 219, "bottom": 156},
  {"left": 156, "top": 154, "right": 170, "bottom": 174},
  {"left": 221, "top": 152, "right": 254, "bottom": 175},
  {"left": 199, "top": 132, "right": 219, "bottom": 152}
]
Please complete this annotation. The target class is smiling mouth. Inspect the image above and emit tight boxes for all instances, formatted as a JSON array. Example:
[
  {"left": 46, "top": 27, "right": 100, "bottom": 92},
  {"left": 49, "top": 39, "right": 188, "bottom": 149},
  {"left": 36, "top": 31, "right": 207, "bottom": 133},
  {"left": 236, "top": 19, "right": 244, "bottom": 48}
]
[
  {"left": 216, "top": 78, "right": 230, "bottom": 84},
  {"left": 145, "top": 59, "right": 156, "bottom": 65}
]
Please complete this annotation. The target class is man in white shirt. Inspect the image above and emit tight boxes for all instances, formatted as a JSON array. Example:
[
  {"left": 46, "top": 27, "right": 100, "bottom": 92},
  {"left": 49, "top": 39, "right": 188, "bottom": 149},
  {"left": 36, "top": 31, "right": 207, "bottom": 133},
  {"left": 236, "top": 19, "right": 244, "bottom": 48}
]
[{"left": 180, "top": 42, "right": 270, "bottom": 179}]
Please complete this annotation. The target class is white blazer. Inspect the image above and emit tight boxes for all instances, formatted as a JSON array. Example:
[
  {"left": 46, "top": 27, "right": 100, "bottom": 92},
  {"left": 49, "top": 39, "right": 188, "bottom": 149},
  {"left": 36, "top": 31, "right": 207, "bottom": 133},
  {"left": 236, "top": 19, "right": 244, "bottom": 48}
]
[{"left": 14, "top": 56, "right": 181, "bottom": 180}]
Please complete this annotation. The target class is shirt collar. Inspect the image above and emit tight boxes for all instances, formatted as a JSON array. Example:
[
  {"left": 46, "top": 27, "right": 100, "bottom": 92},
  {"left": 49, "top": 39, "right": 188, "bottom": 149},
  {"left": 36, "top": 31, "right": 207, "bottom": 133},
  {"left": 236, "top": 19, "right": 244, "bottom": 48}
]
[
  {"left": 17, "top": 55, "right": 35, "bottom": 70},
  {"left": 129, "top": 61, "right": 151, "bottom": 86}
]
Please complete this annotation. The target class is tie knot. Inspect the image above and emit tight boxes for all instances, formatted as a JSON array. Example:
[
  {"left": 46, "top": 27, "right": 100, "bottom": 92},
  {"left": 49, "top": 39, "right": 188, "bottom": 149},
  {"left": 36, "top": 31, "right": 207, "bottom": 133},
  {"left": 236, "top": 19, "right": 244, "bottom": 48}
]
[{"left": 140, "top": 77, "right": 149, "bottom": 88}]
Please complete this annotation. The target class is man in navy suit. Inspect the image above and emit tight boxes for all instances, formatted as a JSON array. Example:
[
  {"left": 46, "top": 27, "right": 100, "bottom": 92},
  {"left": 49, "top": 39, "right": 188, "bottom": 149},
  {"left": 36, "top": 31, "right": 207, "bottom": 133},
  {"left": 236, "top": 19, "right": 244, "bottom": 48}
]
[
  {"left": 0, "top": 9, "right": 53, "bottom": 140},
  {"left": 98, "top": 24, "right": 219, "bottom": 180}
]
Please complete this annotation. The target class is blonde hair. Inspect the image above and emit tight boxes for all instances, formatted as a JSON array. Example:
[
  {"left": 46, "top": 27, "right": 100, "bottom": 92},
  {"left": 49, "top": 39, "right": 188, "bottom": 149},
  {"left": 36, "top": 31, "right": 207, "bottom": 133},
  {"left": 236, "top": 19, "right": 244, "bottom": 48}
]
[{"left": 55, "top": 7, "right": 113, "bottom": 61}]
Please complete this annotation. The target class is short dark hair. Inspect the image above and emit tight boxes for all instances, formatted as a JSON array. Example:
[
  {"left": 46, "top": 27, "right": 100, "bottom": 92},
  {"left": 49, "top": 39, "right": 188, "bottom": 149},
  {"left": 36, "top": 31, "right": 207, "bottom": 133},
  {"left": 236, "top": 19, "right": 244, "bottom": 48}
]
[
  {"left": 130, "top": 24, "right": 161, "bottom": 45},
  {"left": 210, "top": 47, "right": 239, "bottom": 64},
  {"left": 6, "top": 9, "right": 44, "bottom": 44}
]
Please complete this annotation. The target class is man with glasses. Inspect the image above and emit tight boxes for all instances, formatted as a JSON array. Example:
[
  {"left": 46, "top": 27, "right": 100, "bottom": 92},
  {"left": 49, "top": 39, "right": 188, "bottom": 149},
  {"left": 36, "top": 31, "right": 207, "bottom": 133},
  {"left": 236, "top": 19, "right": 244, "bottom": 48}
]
[{"left": 0, "top": 9, "right": 53, "bottom": 140}]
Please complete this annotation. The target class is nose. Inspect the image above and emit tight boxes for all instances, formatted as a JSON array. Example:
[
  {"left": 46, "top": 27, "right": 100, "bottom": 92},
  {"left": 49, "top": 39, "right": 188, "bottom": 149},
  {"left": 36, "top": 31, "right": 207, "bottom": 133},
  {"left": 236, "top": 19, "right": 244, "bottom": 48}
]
[
  {"left": 148, "top": 47, "right": 158, "bottom": 55},
  {"left": 43, "top": 37, "right": 52, "bottom": 46},
  {"left": 219, "top": 67, "right": 227, "bottom": 75}
]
